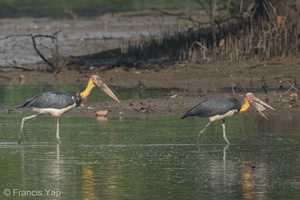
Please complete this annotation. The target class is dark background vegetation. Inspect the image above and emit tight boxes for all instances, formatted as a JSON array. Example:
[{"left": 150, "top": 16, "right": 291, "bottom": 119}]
[{"left": 0, "top": 0, "right": 204, "bottom": 18}]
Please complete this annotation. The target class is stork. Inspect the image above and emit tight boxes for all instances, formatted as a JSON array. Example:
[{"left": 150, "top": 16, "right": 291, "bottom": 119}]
[
  {"left": 181, "top": 93, "right": 275, "bottom": 144},
  {"left": 17, "top": 75, "right": 120, "bottom": 144}
]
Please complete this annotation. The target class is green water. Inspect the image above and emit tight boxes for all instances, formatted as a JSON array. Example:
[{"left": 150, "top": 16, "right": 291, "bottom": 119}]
[{"left": 1, "top": 85, "right": 300, "bottom": 199}]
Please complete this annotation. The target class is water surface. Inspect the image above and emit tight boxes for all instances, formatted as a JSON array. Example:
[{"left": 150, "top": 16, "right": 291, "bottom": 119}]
[{"left": 0, "top": 85, "right": 300, "bottom": 199}]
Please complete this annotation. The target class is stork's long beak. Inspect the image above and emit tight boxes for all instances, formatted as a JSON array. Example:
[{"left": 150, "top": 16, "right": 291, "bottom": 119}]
[
  {"left": 245, "top": 93, "right": 275, "bottom": 120},
  {"left": 93, "top": 77, "right": 120, "bottom": 103}
]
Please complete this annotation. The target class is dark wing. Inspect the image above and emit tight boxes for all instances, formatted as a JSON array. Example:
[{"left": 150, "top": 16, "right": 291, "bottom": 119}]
[
  {"left": 181, "top": 97, "right": 241, "bottom": 119},
  {"left": 17, "top": 91, "right": 81, "bottom": 109}
]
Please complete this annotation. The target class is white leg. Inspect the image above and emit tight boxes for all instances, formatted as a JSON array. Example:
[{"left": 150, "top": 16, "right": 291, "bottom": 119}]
[
  {"left": 56, "top": 117, "right": 61, "bottom": 144},
  {"left": 197, "top": 121, "right": 212, "bottom": 144},
  {"left": 222, "top": 120, "right": 230, "bottom": 145},
  {"left": 223, "top": 144, "right": 229, "bottom": 161},
  {"left": 18, "top": 114, "right": 39, "bottom": 144}
]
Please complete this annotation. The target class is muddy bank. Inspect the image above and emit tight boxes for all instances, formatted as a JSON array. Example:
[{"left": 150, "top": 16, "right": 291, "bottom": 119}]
[
  {"left": 68, "top": 94, "right": 295, "bottom": 119},
  {"left": 2, "top": 57, "right": 300, "bottom": 90},
  {"left": 5, "top": 57, "right": 299, "bottom": 118}
]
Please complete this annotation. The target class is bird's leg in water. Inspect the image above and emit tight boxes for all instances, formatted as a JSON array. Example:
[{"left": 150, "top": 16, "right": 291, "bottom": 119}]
[
  {"left": 197, "top": 121, "right": 212, "bottom": 144},
  {"left": 56, "top": 117, "right": 61, "bottom": 144},
  {"left": 221, "top": 120, "right": 230, "bottom": 145},
  {"left": 18, "top": 114, "right": 40, "bottom": 144}
]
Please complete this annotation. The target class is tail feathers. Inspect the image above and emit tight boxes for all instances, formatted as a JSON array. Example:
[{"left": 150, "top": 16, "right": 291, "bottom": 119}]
[
  {"left": 181, "top": 107, "right": 197, "bottom": 119},
  {"left": 181, "top": 112, "right": 189, "bottom": 119},
  {"left": 17, "top": 96, "right": 36, "bottom": 108},
  {"left": 17, "top": 100, "right": 30, "bottom": 108}
]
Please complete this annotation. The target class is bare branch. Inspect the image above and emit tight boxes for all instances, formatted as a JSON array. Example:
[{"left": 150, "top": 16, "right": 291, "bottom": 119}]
[
  {"left": 31, "top": 34, "right": 57, "bottom": 70},
  {"left": 0, "top": 34, "right": 31, "bottom": 41}
]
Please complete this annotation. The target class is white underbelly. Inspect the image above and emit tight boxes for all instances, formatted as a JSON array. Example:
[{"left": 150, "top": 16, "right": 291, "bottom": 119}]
[
  {"left": 32, "top": 103, "right": 76, "bottom": 117},
  {"left": 209, "top": 109, "right": 238, "bottom": 122}
]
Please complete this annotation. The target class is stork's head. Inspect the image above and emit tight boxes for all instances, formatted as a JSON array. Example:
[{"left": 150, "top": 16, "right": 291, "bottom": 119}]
[
  {"left": 244, "top": 92, "right": 275, "bottom": 119},
  {"left": 81, "top": 75, "right": 120, "bottom": 103}
]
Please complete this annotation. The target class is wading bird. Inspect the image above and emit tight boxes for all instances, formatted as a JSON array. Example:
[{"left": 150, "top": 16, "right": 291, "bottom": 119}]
[
  {"left": 181, "top": 93, "right": 275, "bottom": 144},
  {"left": 17, "top": 75, "right": 120, "bottom": 144}
]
